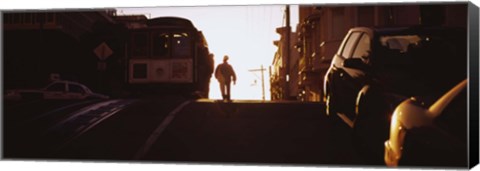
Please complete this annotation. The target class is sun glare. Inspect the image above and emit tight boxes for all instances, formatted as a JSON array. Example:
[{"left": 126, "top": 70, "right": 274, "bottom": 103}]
[{"left": 120, "top": 5, "right": 298, "bottom": 100}]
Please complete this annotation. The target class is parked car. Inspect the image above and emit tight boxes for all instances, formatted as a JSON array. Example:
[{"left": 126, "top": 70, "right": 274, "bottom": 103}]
[
  {"left": 323, "top": 26, "right": 467, "bottom": 162},
  {"left": 384, "top": 79, "right": 467, "bottom": 167},
  {"left": 5, "top": 80, "right": 109, "bottom": 101}
]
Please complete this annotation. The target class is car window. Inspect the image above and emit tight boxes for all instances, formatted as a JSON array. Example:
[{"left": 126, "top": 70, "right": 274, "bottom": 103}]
[
  {"left": 352, "top": 33, "right": 371, "bottom": 60},
  {"left": 376, "top": 35, "right": 422, "bottom": 68},
  {"left": 69, "top": 84, "right": 85, "bottom": 94},
  {"left": 341, "top": 32, "right": 362, "bottom": 58},
  {"left": 379, "top": 35, "right": 421, "bottom": 53},
  {"left": 46, "top": 83, "right": 66, "bottom": 92}
]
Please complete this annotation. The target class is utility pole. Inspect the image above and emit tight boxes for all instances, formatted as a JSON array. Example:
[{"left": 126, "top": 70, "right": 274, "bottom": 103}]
[
  {"left": 249, "top": 65, "right": 266, "bottom": 101},
  {"left": 285, "top": 5, "right": 291, "bottom": 100},
  {"left": 269, "top": 66, "right": 272, "bottom": 100}
]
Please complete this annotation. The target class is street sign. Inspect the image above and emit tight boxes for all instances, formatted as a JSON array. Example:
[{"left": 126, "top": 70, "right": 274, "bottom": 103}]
[
  {"left": 94, "top": 42, "right": 113, "bottom": 60},
  {"left": 97, "top": 61, "right": 107, "bottom": 71}
]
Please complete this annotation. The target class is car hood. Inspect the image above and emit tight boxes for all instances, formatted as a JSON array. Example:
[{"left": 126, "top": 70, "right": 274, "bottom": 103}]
[
  {"left": 392, "top": 79, "right": 467, "bottom": 129},
  {"left": 385, "top": 79, "right": 467, "bottom": 166}
]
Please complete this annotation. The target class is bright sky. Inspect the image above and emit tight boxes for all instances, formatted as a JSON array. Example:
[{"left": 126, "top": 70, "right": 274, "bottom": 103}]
[{"left": 119, "top": 5, "right": 298, "bottom": 100}]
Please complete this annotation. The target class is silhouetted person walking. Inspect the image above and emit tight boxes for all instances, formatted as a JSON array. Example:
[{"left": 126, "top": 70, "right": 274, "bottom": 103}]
[{"left": 215, "top": 55, "right": 236, "bottom": 101}]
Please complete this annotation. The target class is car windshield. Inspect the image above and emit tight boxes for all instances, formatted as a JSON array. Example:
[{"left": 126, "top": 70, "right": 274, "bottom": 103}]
[{"left": 374, "top": 29, "right": 466, "bottom": 97}]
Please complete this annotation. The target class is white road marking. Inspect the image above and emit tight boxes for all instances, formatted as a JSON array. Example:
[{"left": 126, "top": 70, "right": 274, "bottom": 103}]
[{"left": 133, "top": 100, "right": 192, "bottom": 160}]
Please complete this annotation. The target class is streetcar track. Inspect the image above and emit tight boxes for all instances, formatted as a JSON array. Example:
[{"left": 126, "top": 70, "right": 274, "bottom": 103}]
[
  {"left": 46, "top": 99, "right": 123, "bottom": 132},
  {"left": 54, "top": 104, "right": 134, "bottom": 152},
  {"left": 37, "top": 99, "right": 138, "bottom": 155},
  {"left": 19, "top": 99, "right": 102, "bottom": 126}
]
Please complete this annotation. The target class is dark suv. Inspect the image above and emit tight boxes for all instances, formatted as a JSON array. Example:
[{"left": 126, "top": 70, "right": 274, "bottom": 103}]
[{"left": 323, "top": 26, "right": 466, "bottom": 163}]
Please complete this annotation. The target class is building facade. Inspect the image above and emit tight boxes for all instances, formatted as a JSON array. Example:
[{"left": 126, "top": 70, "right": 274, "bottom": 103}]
[
  {"left": 270, "top": 26, "right": 299, "bottom": 100},
  {"left": 3, "top": 10, "right": 117, "bottom": 91}
]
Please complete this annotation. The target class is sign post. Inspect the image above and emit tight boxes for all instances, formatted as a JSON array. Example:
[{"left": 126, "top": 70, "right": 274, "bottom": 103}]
[
  {"left": 93, "top": 42, "right": 113, "bottom": 93},
  {"left": 94, "top": 42, "right": 113, "bottom": 71}
]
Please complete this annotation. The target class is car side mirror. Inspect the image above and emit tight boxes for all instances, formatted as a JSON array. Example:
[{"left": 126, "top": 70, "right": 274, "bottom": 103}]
[{"left": 343, "top": 58, "right": 370, "bottom": 71}]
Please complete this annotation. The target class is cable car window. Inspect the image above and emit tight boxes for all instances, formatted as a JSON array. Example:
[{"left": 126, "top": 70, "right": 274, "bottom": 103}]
[
  {"left": 172, "top": 32, "right": 191, "bottom": 58},
  {"left": 152, "top": 32, "right": 170, "bottom": 58}
]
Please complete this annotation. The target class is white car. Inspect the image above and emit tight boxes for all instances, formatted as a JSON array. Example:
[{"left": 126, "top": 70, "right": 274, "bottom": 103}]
[
  {"left": 5, "top": 80, "right": 109, "bottom": 101},
  {"left": 384, "top": 79, "right": 467, "bottom": 167}
]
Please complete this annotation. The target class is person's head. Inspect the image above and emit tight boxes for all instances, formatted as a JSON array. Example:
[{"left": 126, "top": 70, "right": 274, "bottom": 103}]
[{"left": 223, "top": 55, "right": 229, "bottom": 63}]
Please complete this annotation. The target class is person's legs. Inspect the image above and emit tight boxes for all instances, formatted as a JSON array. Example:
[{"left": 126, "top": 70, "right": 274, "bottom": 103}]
[
  {"left": 226, "top": 81, "right": 231, "bottom": 101},
  {"left": 219, "top": 81, "right": 226, "bottom": 100}
]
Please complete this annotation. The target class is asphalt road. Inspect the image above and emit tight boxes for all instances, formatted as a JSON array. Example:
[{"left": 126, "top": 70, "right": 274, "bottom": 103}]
[{"left": 3, "top": 97, "right": 372, "bottom": 166}]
